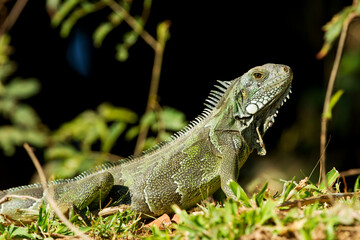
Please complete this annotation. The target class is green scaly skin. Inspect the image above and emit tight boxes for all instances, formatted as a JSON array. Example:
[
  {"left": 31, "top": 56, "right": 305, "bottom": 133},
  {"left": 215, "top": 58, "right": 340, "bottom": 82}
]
[{"left": 0, "top": 63, "right": 293, "bottom": 221}]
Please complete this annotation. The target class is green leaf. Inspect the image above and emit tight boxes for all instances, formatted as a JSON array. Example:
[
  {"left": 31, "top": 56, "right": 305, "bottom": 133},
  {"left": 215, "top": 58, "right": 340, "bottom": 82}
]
[
  {"left": 255, "top": 182, "right": 268, "bottom": 207},
  {"left": 116, "top": 44, "right": 129, "bottom": 62},
  {"left": 78, "top": 226, "right": 92, "bottom": 232},
  {"left": 123, "top": 30, "right": 139, "bottom": 46},
  {"left": 24, "top": 129, "right": 48, "bottom": 147},
  {"left": 109, "top": 11, "right": 124, "bottom": 24},
  {"left": 6, "top": 78, "right": 40, "bottom": 99},
  {"left": 52, "top": 110, "right": 106, "bottom": 151},
  {"left": 144, "top": 136, "right": 157, "bottom": 150},
  {"left": 51, "top": 0, "right": 80, "bottom": 27},
  {"left": 148, "top": 107, "right": 187, "bottom": 133},
  {"left": 125, "top": 125, "right": 139, "bottom": 141},
  {"left": 12, "top": 104, "right": 39, "bottom": 127},
  {"left": 46, "top": 0, "right": 60, "bottom": 11},
  {"left": 324, "top": 89, "right": 344, "bottom": 119},
  {"left": 325, "top": 218, "right": 337, "bottom": 240},
  {"left": 101, "top": 122, "right": 126, "bottom": 152},
  {"left": 0, "top": 98, "right": 16, "bottom": 116},
  {"left": 326, "top": 167, "right": 340, "bottom": 188},
  {"left": 157, "top": 20, "right": 171, "bottom": 47},
  {"left": 158, "top": 131, "right": 172, "bottom": 142},
  {"left": 60, "top": 2, "right": 101, "bottom": 37},
  {"left": 93, "top": 22, "right": 114, "bottom": 47},
  {"left": 0, "top": 35, "right": 11, "bottom": 66},
  {"left": 45, "top": 144, "right": 78, "bottom": 160},
  {"left": 354, "top": 175, "right": 360, "bottom": 192},
  {"left": 82, "top": 120, "right": 107, "bottom": 151},
  {"left": 329, "top": 90, "right": 344, "bottom": 111},
  {"left": 60, "top": 16, "right": 76, "bottom": 37},
  {"left": 140, "top": 111, "right": 156, "bottom": 128},
  {"left": 280, "top": 177, "right": 296, "bottom": 203},
  {"left": 98, "top": 103, "right": 137, "bottom": 123},
  {"left": 258, "top": 200, "right": 276, "bottom": 225},
  {"left": 228, "top": 180, "right": 251, "bottom": 207},
  {"left": 356, "top": 1, "right": 360, "bottom": 14},
  {"left": 317, "top": 6, "right": 353, "bottom": 58},
  {"left": 57, "top": 155, "right": 85, "bottom": 178},
  {"left": 93, "top": 10, "right": 125, "bottom": 48},
  {"left": 10, "top": 227, "right": 34, "bottom": 239},
  {"left": 0, "top": 126, "right": 23, "bottom": 156},
  {"left": 37, "top": 204, "right": 50, "bottom": 231},
  {"left": 323, "top": 8, "right": 351, "bottom": 43},
  {"left": 161, "top": 107, "right": 187, "bottom": 131},
  {"left": 319, "top": 167, "right": 340, "bottom": 193}
]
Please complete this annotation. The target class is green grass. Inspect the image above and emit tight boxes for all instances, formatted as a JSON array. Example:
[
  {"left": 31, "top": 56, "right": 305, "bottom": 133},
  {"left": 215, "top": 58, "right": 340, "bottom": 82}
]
[{"left": 1, "top": 168, "right": 360, "bottom": 239}]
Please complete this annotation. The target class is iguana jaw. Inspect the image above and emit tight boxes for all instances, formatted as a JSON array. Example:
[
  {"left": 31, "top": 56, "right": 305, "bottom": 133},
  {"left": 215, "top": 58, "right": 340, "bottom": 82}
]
[
  {"left": 235, "top": 63, "right": 293, "bottom": 155},
  {"left": 262, "top": 86, "right": 292, "bottom": 132},
  {"left": 254, "top": 85, "right": 292, "bottom": 155}
]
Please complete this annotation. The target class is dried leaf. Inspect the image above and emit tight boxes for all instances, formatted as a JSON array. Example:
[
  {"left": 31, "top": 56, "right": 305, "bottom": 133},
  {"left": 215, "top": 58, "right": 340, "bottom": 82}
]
[{"left": 144, "top": 214, "right": 171, "bottom": 230}]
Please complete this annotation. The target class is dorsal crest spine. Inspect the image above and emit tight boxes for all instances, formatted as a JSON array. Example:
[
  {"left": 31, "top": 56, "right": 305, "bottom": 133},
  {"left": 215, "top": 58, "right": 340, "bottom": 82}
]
[{"left": 4, "top": 78, "right": 234, "bottom": 189}]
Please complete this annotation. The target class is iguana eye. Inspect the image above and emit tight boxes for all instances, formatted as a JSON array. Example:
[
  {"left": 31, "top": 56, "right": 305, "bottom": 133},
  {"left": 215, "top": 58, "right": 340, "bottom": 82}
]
[{"left": 253, "top": 72, "right": 263, "bottom": 79}]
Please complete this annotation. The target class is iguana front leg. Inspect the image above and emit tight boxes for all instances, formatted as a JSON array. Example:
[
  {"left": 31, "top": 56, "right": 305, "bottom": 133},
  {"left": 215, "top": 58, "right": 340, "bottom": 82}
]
[
  {"left": 219, "top": 155, "right": 239, "bottom": 200},
  {"left": 215, "top": 130, "right": 250, "bottom": 200}
]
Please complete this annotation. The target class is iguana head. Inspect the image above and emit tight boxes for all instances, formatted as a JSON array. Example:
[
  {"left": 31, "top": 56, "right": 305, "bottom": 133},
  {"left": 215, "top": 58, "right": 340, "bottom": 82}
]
[{"left": 233, "top": 63, "right": 293, "bottom": 155}]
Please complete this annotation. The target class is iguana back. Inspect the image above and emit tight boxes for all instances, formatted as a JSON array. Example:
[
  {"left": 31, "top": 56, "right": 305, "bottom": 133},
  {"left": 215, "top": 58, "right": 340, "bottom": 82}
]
[{"left": 0, "top": 63, "right": 293, "bottom": 221}]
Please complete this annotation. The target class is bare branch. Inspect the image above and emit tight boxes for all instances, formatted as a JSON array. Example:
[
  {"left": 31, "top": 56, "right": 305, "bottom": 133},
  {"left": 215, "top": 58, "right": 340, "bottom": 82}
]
[
  {"left": 340, "top": 168, "right": 360, "bottom": 177},
  {"left": 0, "top": 194, "right": 39, "bottom": 205},
  {"left": 23, "top": 143, "right": 92, "bottom": 240},
  {"left": 134, "top": 21, "right": 171, "bottom": 154},
  {"left": 279, "top": 192, "right": 355, "bottom": 208},
  {"left": 319, "top": 12, "right": 357, "bottom": 186},
  {"left": 0, "top": 0, "right": 28, "bottom": 37}
]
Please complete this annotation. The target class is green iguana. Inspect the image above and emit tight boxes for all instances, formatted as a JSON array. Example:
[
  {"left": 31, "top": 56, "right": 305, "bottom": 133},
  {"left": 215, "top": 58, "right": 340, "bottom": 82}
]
[{"left": 0, "top": 63, "right": 292, "bottom": 222}]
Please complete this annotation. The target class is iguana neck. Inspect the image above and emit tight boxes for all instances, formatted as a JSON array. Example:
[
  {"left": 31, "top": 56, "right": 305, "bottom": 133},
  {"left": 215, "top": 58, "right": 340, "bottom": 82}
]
[{"left": 205, "top": 80, "right": 257, "bottom": 155}]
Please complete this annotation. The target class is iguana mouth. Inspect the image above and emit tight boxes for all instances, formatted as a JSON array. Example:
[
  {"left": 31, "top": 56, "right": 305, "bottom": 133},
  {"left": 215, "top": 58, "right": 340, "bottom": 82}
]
[{"left": 263, "top": 86, "right": 292, "bottom": 132}]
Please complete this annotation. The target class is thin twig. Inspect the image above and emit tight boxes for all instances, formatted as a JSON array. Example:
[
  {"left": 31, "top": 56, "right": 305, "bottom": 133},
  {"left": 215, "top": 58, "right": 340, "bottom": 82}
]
[
  {"left": 47, "top": 232, "right": 81, "bottom": 239},
  {"left": 98, "top": 204, "right": 129, "bottom": 217},
  {"left": 23, "top": 143, "right": 92, "bottom": 240},
  {"left": 105, "top": 0, "right": 159, "bottom": 51},
  {"left": 133, "top": 20, "right": 170, "bottom": 154},
  {"left": 134, "top": 42, "right": 165, "bottom": 154},
  {"left": 340, "top": 168, "right": 360, "bottom": 177},
  {"left": 0, "top": 0, "right": 28, "bottom": 37},
  {"left": 342, "top": 175, "right": 348, "bottom": 193},
  {"left": 0, "top": 194, "right": 39, "bottom": 205},
  {"left": 279, "top": 192, "right": 355, "bottom": 208},
  {"left": 319, "top": 12, "right": 357, "bottom": 186},
  {"left": 104, "top": 0, "right": 169, "bottom": 154},
  {"left": 154, "top": 103, "right": 166, "bottom": 143}
]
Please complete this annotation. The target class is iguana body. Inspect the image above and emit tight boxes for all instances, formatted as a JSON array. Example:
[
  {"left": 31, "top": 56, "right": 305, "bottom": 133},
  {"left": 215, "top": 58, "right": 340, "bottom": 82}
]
[{"left": 0, "top": 64, "right": 292, "bottom": 221}]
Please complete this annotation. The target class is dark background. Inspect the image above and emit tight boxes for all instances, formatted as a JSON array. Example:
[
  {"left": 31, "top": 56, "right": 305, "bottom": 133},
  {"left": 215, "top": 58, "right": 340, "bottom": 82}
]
[{"left": 1, "top": 0, "right": 358, "bottom": 191}]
